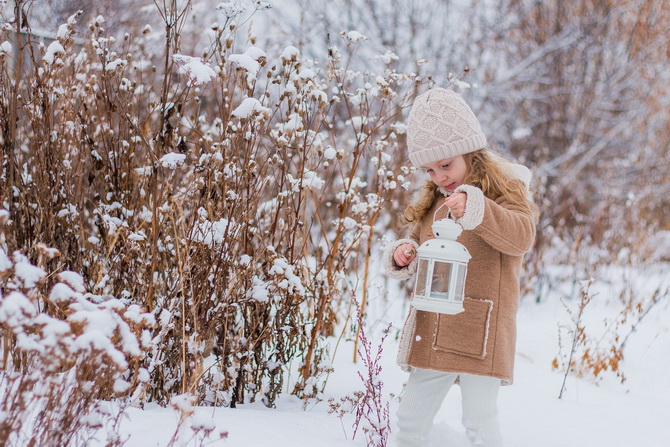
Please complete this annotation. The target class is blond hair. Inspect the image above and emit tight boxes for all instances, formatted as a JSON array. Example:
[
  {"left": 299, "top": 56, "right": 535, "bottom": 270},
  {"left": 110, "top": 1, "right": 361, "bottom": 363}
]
[{"left": 402, "top": 149, "right": 539, "bottom": 225}]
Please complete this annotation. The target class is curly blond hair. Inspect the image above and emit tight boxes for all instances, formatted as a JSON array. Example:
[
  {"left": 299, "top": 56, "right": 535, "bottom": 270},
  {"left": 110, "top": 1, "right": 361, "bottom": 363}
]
[{"left": 402, "top": 149, "right": 538, "bottom": 225}]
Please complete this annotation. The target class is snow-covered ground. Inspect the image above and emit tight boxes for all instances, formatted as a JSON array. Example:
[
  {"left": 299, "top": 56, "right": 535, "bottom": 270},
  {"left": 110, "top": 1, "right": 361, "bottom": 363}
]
[{"left": 115, "top": 267, "right": 670, "bottom": 447}]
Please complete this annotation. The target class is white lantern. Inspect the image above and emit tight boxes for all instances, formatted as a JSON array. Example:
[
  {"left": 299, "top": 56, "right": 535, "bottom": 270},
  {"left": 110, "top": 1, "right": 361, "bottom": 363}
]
[{"left": 411, "top": 217, "right": 471, "bottom": 315}]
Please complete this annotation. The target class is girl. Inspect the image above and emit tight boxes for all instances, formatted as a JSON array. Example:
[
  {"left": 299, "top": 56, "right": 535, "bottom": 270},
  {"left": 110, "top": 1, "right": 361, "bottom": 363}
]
[{"left": 384, "top": 88, "right": 538, "bottom": 447}]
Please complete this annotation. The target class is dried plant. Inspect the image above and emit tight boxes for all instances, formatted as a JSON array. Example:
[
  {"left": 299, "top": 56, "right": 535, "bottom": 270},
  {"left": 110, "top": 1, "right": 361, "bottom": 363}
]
[
  {"left": 351, "top": 320, "right": 392, "bottom": 447},
  {"left": 166, "top": 393, "right": 228, "bottom": 447},
  {"left": 555, "top": 278, "right": 596, "bottom": 399},
  {"left": 0, "top": 0, "right": 423, "bottom": 415},
  {"left": 0, "top": 212, "right": 154, "bottom": 446},
  {"left": 554, "top": 277, "right": 669, "bottom": 397},
  {"left": 329, "top": 303, "right": 392, "bottom": 447}
]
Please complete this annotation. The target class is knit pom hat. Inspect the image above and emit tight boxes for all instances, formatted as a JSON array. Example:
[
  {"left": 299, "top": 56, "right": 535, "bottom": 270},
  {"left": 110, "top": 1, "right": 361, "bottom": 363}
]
[{"left": 407, "top": 88, "right": 487, "bottom": 167}]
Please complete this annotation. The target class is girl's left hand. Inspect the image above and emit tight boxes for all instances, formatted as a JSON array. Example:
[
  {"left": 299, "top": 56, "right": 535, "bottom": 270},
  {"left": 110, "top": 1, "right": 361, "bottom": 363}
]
[{"left": 445, "top": 192, "right": 467, "bottom": 218}]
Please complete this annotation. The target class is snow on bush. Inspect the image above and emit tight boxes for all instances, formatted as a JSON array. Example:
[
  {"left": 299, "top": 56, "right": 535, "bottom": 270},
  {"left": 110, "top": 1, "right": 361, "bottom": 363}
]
[
  {"left": 231, "top": 97, "right": 271, "bottom": 119},
  {"left": 173, "top": 54, "right": 217, "bottom": 85},
  {"left": 160, "top": 152, "right": 187, "bottom": 168},
  {"left": 0, "top": 241, "right": 155, "bottom": 446},
  {"left": 1, "top": 0, "right": 421, "bottom": 414}
]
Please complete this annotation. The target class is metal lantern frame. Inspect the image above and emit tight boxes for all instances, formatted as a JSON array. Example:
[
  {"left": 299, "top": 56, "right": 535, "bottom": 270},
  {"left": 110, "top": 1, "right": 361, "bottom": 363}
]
[{"left": 410, "top": 207, "right": 471, "bottom": 315}]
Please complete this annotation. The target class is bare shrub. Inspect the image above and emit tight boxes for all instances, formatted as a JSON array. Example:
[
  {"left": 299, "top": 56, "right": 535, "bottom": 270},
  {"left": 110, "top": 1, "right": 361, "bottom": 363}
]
[
  {"left": 0, "top": 212, "right": 154, "bottom": 446},
  {"left": 554, "top": 277, "right": 669, "bottom": 397},
  {"left": 0, "top": 0, "right": 423, "bottom": 411}
]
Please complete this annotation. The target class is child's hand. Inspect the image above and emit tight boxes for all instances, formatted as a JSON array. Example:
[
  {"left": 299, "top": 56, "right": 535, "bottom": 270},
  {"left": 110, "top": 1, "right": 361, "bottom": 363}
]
[
  {"left": 445, "top": 192, "right": 467, "bottom": 218},
  {"left": 393, "top": 243, "right": 417, "bottom": 267}
]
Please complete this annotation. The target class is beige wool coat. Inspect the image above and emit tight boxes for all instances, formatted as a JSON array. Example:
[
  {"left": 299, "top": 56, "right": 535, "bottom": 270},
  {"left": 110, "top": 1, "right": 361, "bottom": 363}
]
[{"left": 384, "top": 181, "right": 536, "bottom": 385}]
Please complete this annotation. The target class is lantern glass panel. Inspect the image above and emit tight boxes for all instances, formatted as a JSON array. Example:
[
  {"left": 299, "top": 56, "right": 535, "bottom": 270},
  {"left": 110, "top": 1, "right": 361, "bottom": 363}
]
[
  {"left": 454, "top": 264, "right": 466, "bottom": 302},
  {"left": 414, "top": 259, "right": 429, "bottom": 297},
  {"left": 430, "top": 261, "right": 452, "bottom": 300}
]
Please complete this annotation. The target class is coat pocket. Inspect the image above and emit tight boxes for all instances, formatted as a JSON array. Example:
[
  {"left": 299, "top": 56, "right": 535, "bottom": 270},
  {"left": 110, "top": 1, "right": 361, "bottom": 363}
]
[{"left": 432, "top": 297, "right": 493, "bottom": 359}]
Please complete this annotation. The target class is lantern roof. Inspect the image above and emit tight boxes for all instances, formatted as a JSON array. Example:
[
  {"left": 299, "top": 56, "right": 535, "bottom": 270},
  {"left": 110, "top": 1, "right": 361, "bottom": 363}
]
[
  {"left": 417, "top": 239, "right": 471, "bottom": 262},
  {"left": 417, "top": 219, "right": 471, "bottom": 262}
]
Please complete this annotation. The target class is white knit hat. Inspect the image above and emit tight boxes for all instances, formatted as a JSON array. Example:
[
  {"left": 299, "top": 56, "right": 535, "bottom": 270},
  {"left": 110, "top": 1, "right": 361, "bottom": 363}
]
[{"left": 407, "top": 88, "right": 487, "bottom": 167}]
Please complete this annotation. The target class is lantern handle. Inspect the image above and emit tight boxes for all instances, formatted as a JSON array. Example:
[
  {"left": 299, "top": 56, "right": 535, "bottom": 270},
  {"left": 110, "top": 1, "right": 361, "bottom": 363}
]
[{"left": 433, "top": 201, "right": 454, "bottom": 223}]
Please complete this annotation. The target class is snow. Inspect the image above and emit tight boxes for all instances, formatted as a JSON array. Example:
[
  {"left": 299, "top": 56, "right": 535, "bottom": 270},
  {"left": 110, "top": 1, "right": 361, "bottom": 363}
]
[
  {"left": 34, "top": 313, "right": 71, "bottom": 336},
  {"left": 278, "top": 113, "right": 302, "bottom": 133},
  {"left": 376, "top": 50, "right": 399, "bottom": 64},
  {"left": 138, "top": 368, "right": 150, "bottom": 383},
  {"left": 171, "top": 394, "right": 196, "bottom": 415},
  {"left": 0, "top": 41, "right": 11, "bottom": 55},
  {"left": 280, "top": 46, "right": 300, "bottom": 61},
  {"left": 298, "top": 68, "right": 316, "bottom": 79},
  {"left": 216, "top": 2, "right": 246, "bottom": 18},
  {"left": 349, "top": 116, "right": 367, "bottom": 130},
  {"left": 57, "top": 204, "right": 79, "bottom": 218},
  {"left": 128, "top": 231, "right": 146, "bottom": 241},
  {"left": 106, "top": 58, "right": 127, "bottom": 71},
  {"left": 342, "top": 217, "right": 357, "bottom": 230},
  {"left": 57, "top": 24, "right": 69, "bottom": 39},
  {"left": 229, "top": 54, "right": 260, "bottom": 74},
  {"left": 231, "top": 97, "right": 270, "bottom": 119},
  {"left": 43, "top": 41, "right": 65, "bottom": 64},
  {"left": 0, "top": 292, "right": 36, "bottom": 327},
  {"left": 50, "top": 282, "right": 82, "bottom": 303},
  {"left": 68, "top": 299, "right": 144, "bottom": 361},
  {"left": 0, "top": 247, "right": 11, "bottom": 271},
  {"left": 250, "top": 277, "right": 269, "bottom": 302},
  {"left": 648, "top": 231, "right": 670, "bottom": 262},
  {"left": 172, "top": 54, "right": 217, "bottom": 85},
  {"left": 287, "top": 170, "right": 325, "bottom": 191},
  {"left": 114, "top": 379, "right": 132, "bottom": 394},
  {"left": 512, "top": 127, "right": 532, "bottom": 140},
  {"left": 72, "top": 331, "right": 127, "bottom": 368},
  {"left": 324, "top": 146, "right": 337, "bottom": 160},
  {"left": 452, "top": 79, "right": 471, "bottom": 90},
  {"left": 343, "top": 31, "right": 368, "bottom": 43},
  {"left": 58, "top": 271, "right": 86, "bottom": 292},
  {"left": 190, "top": 216, "right": 238, "bottom": 247},
  {"left": 244, "top": 46, "right": 267, "bottom": 60},
  {"left": 112, "top": 398, "right": 354, "bottom": 447},
  {"left": 99, "top": 264, "right": 669, "bottom": 447},
  {"left": 13, "top": 253, "right": 47, "bottom": 288},
  {"left": 160, "top": 152, "right": 186, "bottom": 168}
]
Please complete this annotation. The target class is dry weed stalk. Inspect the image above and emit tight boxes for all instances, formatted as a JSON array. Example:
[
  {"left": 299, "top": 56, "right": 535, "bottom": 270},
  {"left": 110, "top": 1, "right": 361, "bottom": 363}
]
[
  {"left": 352, "top": 321, "right": 392, "bottom": 447},
  {"left": 328, "top": 313, "right": 392, "bottom": 447},
  {"left": 556, "top": 278, "right": 594, "bottom": 399},
  {"left": 554, "top": 277, "right": 669, "bottom": 397}
]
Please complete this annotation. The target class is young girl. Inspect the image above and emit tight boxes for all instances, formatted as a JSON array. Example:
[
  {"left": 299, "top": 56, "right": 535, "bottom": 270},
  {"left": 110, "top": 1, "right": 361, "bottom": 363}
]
[{"left": 384, "top": 88, "right": 537, "bottom": 447}]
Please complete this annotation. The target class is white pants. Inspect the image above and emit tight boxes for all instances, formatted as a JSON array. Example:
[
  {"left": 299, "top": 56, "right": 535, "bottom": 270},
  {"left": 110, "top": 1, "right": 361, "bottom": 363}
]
[{"left": 396, "top": 368, "right": 503, "bottom": 447}]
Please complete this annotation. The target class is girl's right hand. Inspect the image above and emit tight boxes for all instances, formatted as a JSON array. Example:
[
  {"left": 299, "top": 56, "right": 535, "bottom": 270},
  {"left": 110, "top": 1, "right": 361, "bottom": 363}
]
[{"left": 393, "top": 243, "right": 417, "bottom": 267}]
